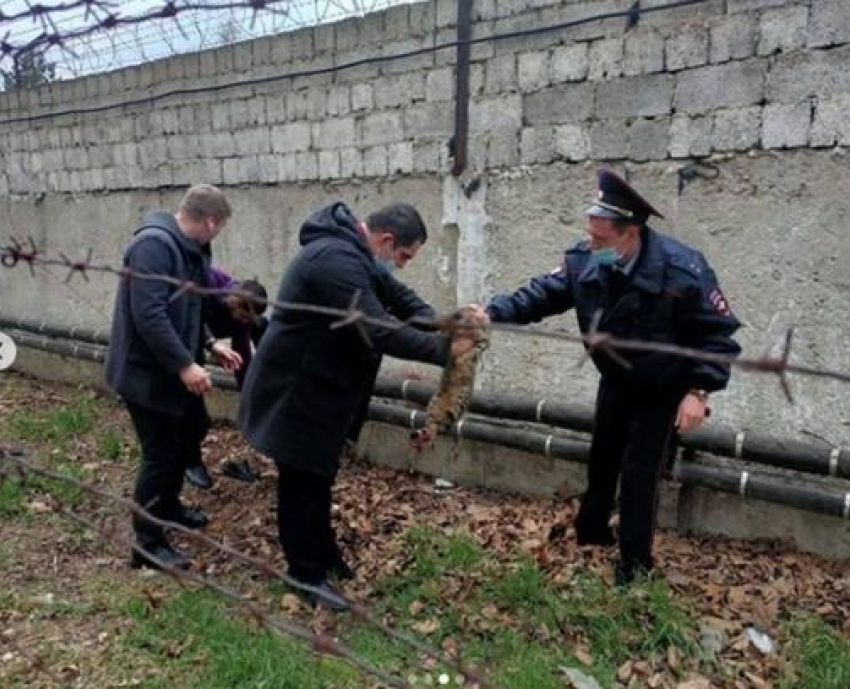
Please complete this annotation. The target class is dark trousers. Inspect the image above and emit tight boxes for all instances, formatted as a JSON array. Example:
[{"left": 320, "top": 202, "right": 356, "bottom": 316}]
[
  {"left": 276, "top": 465, "right": 344, "bottom": 584},
  {"left": 575, "top": 381, "right": 681, "bottom": 572},
  {"left": 126, "top": 396, "right": 210, "bottom": 548}
]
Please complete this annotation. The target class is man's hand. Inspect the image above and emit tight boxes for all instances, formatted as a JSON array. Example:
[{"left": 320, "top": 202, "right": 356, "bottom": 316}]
[
  {"left": 180, "top": 363, "right": 212, "bottom": 395},
  {"left": 210, "top": 342, "right": 243, "bottom": 372},
  {"left": 675, "top": 392, "right": 707, "bottom": 433},
  {"left": 449, "top": 304, "right": 490, "bottom": 357}
]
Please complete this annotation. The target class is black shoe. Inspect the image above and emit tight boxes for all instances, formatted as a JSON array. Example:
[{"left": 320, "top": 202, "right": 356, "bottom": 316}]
[
  {"left": 305, "top": 581, "right": 350, "bottom": 612},
  {"left": 576, "top": 527, "right": 617, "bottom": 547},
  {"left": 222, "top": 459, "right": 259, "bottom": 483},
  {"left": 185, "top": 464, "right": 214, "bottom": 489},
  {"left": 130, "top": 544, "right": 190, "bottom": 571},
  {"left": 171, "top": 507, "right": 209, "bottom": 529}
]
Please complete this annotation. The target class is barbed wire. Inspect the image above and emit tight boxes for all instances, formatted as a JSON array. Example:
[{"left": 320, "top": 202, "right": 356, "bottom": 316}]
[
  {"left": 3, "top": 237, "right": 850, "bottom": 400},
  {"left": 0, "top": 0, "right": 414, "bottom": 75},
  {"left": 0, "top": 445, "right": 491, "bottom": 689}
]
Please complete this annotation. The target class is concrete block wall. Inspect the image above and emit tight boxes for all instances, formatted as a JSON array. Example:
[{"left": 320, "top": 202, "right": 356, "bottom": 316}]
[
  {"left": 2, "top": 0, "right": 850, "bottom": 196},
  {"left": 1, "top": 0, "right": 850, "bottom": 453}
]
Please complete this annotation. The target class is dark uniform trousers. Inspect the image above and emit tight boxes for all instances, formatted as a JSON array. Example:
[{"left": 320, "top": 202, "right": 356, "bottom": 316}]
[
  {"left": 575, "top": 380, "right": 681, "bottom": 573},
  {"left": 276, "top": 465, "right": 346, "bottom": 584},
  {"left": 126, "top": 395, "right": 210, "bottom": 548}
]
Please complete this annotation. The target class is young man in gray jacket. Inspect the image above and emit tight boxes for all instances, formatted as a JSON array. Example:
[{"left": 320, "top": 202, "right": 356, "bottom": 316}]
[{"left": 106, "top": 185, "right": 241, "bottom": 570}]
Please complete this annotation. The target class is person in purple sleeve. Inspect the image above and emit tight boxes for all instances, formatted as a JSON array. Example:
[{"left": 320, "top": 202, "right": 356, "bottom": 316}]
[{"left": 184, "top": 267, "right": 269, "bottom": 488}]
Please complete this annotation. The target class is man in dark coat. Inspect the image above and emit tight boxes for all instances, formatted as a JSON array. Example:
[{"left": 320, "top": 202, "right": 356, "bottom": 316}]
[
  {"left": 105, "top": 184, "right": 241, "bottom": 570},
  {"left": 239, "top": 202, "right": 478, "bottom": 607},
  {"left": 487, "top": 169, "right": 741, "bottom": 584},
  {"left": 343, "top": 268, "right": 436, "bottom": 458}
]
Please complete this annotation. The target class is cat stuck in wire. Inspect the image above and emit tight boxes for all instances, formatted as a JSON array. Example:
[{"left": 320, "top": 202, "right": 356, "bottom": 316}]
[{"left": 410, "top": 306, "right": 490, "bottom": 451}]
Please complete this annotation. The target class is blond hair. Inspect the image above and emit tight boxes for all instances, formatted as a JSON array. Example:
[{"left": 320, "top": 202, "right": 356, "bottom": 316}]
[{"left": 178, "top": 184, "right": 232, "bottom": 222}]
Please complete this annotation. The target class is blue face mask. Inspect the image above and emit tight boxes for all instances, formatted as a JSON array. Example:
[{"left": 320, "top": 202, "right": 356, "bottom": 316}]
[
  {"left": 591, "top": 247, "right": 621, "bottom": 266},
  {"left": 375, "top": 258, "right": 396, "bottom": 276}
]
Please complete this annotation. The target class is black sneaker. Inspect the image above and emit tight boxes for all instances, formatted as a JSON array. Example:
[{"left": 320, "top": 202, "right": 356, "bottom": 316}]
[
  {"left": 130, "top": 543, "right": 191, "bottom": 571},
  {"left": 185, "top": 463, "right": 213, "bottom": 489}
]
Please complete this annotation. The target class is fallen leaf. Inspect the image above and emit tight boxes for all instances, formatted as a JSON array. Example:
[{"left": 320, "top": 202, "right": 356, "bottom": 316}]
[
  {"left": 676, "top": 677, "right": 710, "bottom": 689},
  {"left": 560, "top": 667, "right": 602, "bottom": 689},
  {"left": 280, "top": 594, "right": 302, "bottom": 614},
  {"left": 412, "top": 619, "right": 439, "bottom": 635},
  {"left": 574, "top": 646, "right": 594, "bottom": 667}
]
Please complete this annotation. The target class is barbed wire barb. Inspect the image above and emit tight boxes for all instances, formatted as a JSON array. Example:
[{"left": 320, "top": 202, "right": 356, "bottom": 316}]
[{"left": 59, "top": 248, "right": 93, "bottom": 282}]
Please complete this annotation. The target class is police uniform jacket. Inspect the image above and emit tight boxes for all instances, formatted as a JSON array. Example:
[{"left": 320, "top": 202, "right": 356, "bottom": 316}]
[{"left": 487, "top": 225, "right": 741, "bottom": 393}]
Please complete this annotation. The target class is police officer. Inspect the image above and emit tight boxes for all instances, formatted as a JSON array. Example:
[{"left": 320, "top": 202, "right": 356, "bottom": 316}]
[{"left": 487, "top": 169, "right": 741, "bottom": 584}]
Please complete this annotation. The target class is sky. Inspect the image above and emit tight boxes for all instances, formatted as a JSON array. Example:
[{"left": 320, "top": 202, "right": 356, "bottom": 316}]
[{"left": 0, "top": 0, "right": 419, "bottom": 80}]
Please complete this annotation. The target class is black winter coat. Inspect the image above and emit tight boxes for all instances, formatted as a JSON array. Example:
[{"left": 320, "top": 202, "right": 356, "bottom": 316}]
[
  {"left": 105, "top": 212, "right": 210, "bottom": 415},
  {"left": 238, "top": 202, "right": 450, "bottom": 477}
]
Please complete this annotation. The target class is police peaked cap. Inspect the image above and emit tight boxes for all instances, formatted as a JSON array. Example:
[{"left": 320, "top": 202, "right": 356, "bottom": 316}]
[{"left": 586, "top": 168, "right": 664, "bottom": 224}]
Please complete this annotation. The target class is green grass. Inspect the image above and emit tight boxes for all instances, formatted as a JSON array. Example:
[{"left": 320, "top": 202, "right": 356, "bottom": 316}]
[
  {"left": 781, "top": 616, "right": 850, "bottom": 689},
  {"left": 9, "top": 397, "right": 95, "bottom": 442},
  {"left": 367, "top": 528, "right": 698, "bottom": 687},
  {"left": 1, "top": 398, "right": 100, "bottom": 515},
  {"left": 0, "top": 455, "right": 86, "bottom": 517},
  {"left": 0, "top": 477, "right": 26, "bottom": 516},
  {"left": 123, "top": 589, "right": 361, "bottom": 688},
  {"left": 554, "top": 571, "right": 697, "bottom": 685},
  {"left": 98, "top": 430, "right": 123, "bottom": 461},
  {"left": 486, "top": 556, "right": 550, "bottom": 611},
  {"left": 464, "top": 629, "right": 566, "bottom": 689}
]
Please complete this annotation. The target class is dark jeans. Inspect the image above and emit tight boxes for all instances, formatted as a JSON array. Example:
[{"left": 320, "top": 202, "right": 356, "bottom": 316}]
[
  {"left": 276, "top": 465, "right": 345, "bottom": 584},
  {"left": 575, "top": 381, "right": 681, "bottom": 572},
  {"left": 126, "top": 396, "right": 210, "bottom": 548}
]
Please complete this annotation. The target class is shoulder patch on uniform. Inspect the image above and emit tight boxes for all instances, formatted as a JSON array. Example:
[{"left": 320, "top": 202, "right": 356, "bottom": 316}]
[{"left": 708, "top": 287, "right": 731, "bottom": 316}]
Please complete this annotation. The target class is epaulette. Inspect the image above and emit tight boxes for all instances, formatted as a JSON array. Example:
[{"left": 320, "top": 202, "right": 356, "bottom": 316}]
[{"left": 667, "top": 250, "right": 704, "bottom": 279}]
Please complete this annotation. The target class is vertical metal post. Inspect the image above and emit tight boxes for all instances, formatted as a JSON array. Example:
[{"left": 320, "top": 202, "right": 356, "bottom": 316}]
[{"left": 451, "top": 0, "right": 473, "bottom": 176}]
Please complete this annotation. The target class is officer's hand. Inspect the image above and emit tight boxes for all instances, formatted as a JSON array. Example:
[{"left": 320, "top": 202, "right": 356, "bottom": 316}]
[
  {"left": 180, "top": 363, "right": 212, "bottom": 395},
  {"left": 211, "top": 342, "right": 243, "bottom": 372},
  {"left": 463, "top": 303, "right": 490, "bottom": 325},
  {"left": 675, "top": 393, "right": 707, "bottom": 432}
]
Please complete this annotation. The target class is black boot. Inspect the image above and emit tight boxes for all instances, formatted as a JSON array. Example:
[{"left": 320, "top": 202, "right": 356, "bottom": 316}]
[
  {"left": 300, "top": 580, "right": 350, "bottom": 612},
  {"left": 170, "top": 507, "right": 209, "bottom": 529},
  {"left": 185, "top": 463, "right": 213, "bottom": 489},
  {"left": 130, "top": 543, "right": 191, "bottom": 571}
]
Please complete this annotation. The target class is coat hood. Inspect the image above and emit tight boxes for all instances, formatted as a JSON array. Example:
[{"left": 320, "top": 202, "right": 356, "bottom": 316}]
[{"left": 299, "top": 202, "right": 372, "bottom": 260}]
